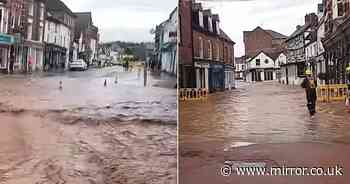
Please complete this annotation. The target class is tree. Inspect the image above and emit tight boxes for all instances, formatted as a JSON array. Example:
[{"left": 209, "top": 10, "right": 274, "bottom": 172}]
[{"left": 124, "top": 48, "right": 133, "bottom": 55}]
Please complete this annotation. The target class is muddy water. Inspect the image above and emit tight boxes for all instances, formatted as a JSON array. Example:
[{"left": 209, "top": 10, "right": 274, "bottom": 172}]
[
  {"left": 0, "top": 66, "right": 177, "bottom": 122},
  {"left": 0, "top": 67, "right": 177, "bottom": 184},
  {"left": 180, "top": 82, "right": 350, "bottom": 145}
]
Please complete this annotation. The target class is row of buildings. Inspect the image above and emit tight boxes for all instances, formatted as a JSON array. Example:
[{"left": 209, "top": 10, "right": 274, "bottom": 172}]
[
  {"left": 238, "top": 0, "right": 350, "bottom": 86},
  {"left": 179, "top": 0, "right": 236, "bottom": 92},
  {"left": 0, "top": 0, "right": 99, "bottom": 74}
]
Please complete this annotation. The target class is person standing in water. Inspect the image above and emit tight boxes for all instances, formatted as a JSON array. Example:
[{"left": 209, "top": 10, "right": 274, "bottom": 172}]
[{"left": 301, "top": 69, "right": 318, "bottom": 117}]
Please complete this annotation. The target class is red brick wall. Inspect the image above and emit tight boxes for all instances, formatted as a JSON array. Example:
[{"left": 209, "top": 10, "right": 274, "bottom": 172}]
[
  {"left": 244, "top": 27, "right": 273, "bottom": 58},
  {"left": 179, "top": 0, "right": 193, "bottom": 65},
  {"left": 193, "top": 30, "right": 234, "bottom": 65}
]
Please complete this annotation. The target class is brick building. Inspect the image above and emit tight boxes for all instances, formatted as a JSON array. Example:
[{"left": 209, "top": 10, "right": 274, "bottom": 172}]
[
  {"left": 179, "top": 0, "right": 236, "bottom": 92},
  {"left": 243, "top": 26, "right": 287, "bottom": 58},
  {"left": 323, "top": 0, "right": 350, "bottom": 84}
]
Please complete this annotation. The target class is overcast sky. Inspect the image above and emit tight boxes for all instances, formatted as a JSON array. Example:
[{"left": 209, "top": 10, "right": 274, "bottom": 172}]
[
  {"left": 198, "top": 0, "right": 321, "bottom": 57},
  {"left": 61, "top": 0, "right": 177, "bottom": 43}
]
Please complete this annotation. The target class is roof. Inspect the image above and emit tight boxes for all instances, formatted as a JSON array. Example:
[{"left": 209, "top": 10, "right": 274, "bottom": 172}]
[
  {"left": 265, "top": 29, "right": 288, "bottom": 39},
  {"left": 75, "top": 12, "right": 93, "bottom": 27},
  {"left": 220, "top": 29, "right": 235, "bottom": 44},
  {"left": 265, "top": 52, "right": 283, "bottom": 61},
  {"left": 286, "top": 24, "right": 310, "bottom": 41},
  {"left": 46, "top": 0, "right": 76, "bottom": 17},
  {"left": 244, "top": 27, "right": 287, "bottom": 39},
  {"left": 248, "top": 50, "right": 283, "bottom": 62}
]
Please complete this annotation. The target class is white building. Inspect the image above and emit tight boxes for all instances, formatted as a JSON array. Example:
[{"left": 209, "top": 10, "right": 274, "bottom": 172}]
[
  {"left": 235, "top": 57, "right": 245, "bottom": 80},
  {"left": 246, "top": 51, "right": 284, "bottom": 82},
  {"left": 44, "top": 12, "right": 72, "bottom": 70},
  {"left": 158, "top": 8, "right": 177, "bottom": 75}
]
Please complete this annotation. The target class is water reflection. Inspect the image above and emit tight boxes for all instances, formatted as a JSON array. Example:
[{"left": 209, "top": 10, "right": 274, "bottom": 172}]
[{"left": 180, "top": 82, "right": 350, "bottom": 144}]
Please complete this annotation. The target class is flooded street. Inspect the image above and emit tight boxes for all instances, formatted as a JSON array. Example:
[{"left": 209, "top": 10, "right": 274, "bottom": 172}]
[
  {"left": 0, "top": 66, "right": 177, "bottom": 184},
  {"left": 180, "top": 81, "right": 350, "bottom": 184},
  {"left": 180, "top": 81, "right": 350, "bottom": 144}
]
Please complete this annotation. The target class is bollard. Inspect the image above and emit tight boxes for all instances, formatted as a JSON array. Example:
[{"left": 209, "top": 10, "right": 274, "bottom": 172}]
[
  {"left": 59, "top": 81, "right": 63, "bottom": 90},
  {"left": 115, "top": 74, "right": 118, "bottom": 84},
  {"left": 104, "top": 79, "right": 107, "bottom": 87}
]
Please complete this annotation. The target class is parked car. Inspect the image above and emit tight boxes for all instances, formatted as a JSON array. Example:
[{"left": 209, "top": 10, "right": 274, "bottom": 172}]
[{"left": 69, "top": 59, "right": 88, "bottom": 71}]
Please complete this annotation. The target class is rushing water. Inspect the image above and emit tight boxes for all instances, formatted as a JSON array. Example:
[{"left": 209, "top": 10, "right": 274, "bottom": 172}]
[
  {"left": 0, "top": 66, "right": 177, "bottom": 123},
  {"left": 180, "top": 81, "right": 350, "bottom": 144}
]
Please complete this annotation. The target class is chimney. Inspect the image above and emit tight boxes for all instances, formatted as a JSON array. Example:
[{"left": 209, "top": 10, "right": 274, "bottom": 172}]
[
  {"left": 296, "top": 25, "right": 302, "bottom": 30},
  {"left": 305, "top": 13, "right": 318, "bottom": 26}
]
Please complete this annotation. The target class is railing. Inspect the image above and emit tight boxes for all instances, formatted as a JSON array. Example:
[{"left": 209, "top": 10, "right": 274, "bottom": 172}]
[
  {"left": 317, "top": 84, "right": 349, "bottom": 102},
  {"left": 179, "top": 88, "right": 209, "bottom": 101}
]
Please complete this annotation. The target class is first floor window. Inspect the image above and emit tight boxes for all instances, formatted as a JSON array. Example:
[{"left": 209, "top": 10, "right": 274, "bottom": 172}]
[{"left": 256, "top": 59, "right": 261, "bottom": 66}]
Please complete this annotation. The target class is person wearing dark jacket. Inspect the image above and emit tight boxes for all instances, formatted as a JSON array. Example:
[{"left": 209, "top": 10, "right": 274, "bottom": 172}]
[{"left": 301, "top": 70, "right": 317, "bottom": 117}]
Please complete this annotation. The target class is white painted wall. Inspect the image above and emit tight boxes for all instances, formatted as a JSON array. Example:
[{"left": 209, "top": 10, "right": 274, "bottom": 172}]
[
  {"left": 306, "top": 41, "right": 317, "bottom": 60},
  {"left": 160, "top": 8, "right": 177, "bottom": 75},
  {"left": 276, "top": 53, "right": 287, "bottom": 67},
  {"left": 247, "top": 52, "right": 276, "bottom": 70},
  {"left": 163, "top": 9, "right": 177, "bottom": 43},
  {"left": 90, "top": 38, "right": 97, "bottom": 61},
  {"left": 280, "top": 65, "right": 304, "bottom": 85},
  {"left": 44, "top": 18, "right": 72, "bottom": 68}
]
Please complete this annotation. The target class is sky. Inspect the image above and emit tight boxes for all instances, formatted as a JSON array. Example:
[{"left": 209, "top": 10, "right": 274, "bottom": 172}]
[
  {"left": 198, "top": 0, "right": 321, "bottom": 57},
  {"left": 61, "top": 0, "right": 177, "bottom": 43}
]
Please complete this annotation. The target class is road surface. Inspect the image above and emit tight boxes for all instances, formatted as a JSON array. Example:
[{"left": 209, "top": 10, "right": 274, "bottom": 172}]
[{"left": 180, "top": 81, "right": 350, "bottom": 184}]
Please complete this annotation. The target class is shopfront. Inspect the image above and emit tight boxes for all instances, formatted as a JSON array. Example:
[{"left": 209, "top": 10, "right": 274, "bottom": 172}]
[
  {"left": 44, "top": 43, "right": 67, "bottom": 71},
  {"left": 0, "top": 33, "right": 15, "bottom": 73},
  {"left": 209, "top": 63, "right": 225, "bottom": 92}
]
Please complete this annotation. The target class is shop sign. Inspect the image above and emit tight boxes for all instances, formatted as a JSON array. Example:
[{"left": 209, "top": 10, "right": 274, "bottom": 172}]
[{"left": 0, "top": 33, "right": 14, "bottom": 45}]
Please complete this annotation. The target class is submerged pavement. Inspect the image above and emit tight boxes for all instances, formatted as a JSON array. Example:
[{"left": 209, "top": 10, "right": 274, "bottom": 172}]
[{"left": 180, "top": 81, "right": 350, "bottom": 184}]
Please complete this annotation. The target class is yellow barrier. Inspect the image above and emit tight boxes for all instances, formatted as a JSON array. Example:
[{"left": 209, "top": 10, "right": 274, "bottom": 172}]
[
  {"left": 317, "top": 84, "right": 349, "bottom": 102},
  {"left": 179, "top": 88, "right": 209, "bottom": 101}
]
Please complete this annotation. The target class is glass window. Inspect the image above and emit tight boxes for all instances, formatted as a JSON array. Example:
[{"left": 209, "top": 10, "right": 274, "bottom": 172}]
[
  {"left": 256, "top": 59, "right": 260, "bottom": 66},
  {"left": 29, "top": 3, "right": 34, "bottom": 16},
  {"left": 208, "top": 40, "right": 212, "bottom": 59}
]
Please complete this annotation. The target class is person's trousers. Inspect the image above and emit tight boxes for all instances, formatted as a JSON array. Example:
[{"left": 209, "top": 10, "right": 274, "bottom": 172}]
[{"left": 307, "top": 101, "right": 316, "bottom": 116}]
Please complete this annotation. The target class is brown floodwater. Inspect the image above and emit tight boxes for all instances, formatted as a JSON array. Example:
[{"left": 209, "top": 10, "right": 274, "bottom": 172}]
[
  {"left": 0, "top": 66, "right": 177, "bottom": 184},
  {"left": 180, "top": 81, "right": 350, "bottom": 144}
]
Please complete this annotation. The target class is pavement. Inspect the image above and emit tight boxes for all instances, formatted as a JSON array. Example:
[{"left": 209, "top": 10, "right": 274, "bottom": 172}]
[
  {"left": 0, "top": 66, "right": 177, "bottom": 184},
  {"left": 180, "top": 81, "right": 350, "bottom": 184}
]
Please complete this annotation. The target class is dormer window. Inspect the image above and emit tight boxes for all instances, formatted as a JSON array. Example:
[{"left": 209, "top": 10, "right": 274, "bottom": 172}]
[
  {"left": 203, "top": 15, "right": 208, "bottom": 30},
  {"left": 198, "top": 11, "right": 204, "bottom": 27},
  {"left": 208, "top": 16, "right": 213, "bottom": 32},
  {"left": 216, "top": 21, "right": 220, "bottom": 35},
  {"left": 212, "top": 20, "right": 217, "bottom": 33}
]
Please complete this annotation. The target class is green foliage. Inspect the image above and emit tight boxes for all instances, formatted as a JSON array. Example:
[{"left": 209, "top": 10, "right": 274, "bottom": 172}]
[{"left": 124, "top": 48, "right": 133, "bottom": 55}]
